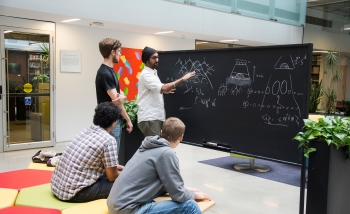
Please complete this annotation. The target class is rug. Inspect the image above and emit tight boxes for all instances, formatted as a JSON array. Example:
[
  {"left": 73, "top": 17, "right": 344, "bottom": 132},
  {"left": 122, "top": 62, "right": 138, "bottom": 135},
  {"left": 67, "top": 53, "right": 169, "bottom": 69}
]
[{"left": 199, "top": 156, "right": 307, "bottom": 187}]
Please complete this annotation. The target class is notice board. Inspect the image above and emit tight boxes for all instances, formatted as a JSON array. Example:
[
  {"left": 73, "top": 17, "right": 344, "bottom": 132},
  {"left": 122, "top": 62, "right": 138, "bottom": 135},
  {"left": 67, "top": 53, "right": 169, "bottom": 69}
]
[{"left": 157, "top": 44, "right": 312, "bottom": 164}]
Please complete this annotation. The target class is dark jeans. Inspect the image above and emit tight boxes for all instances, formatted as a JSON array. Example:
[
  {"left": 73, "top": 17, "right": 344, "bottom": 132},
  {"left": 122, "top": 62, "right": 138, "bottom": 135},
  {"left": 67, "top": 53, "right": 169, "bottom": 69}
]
[
  {"left": 68, "top": 174, "right": 114, "bottom": 203},
  {"left": 138, "top": 120, "right": 163, "bottom": 137}
]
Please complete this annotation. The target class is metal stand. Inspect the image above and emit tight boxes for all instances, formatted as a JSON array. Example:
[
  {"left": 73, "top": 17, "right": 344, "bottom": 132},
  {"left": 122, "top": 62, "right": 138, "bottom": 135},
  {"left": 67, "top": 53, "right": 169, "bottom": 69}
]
[{"left": 233, "top": 159, "right": 270, "bottom": 172}]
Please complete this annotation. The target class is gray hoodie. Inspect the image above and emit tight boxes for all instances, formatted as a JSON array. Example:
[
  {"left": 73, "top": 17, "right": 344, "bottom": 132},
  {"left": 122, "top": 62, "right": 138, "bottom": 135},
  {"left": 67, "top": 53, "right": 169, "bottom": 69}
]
[{"left": 107, "top": 136, "right": 195, "bottom": 214}]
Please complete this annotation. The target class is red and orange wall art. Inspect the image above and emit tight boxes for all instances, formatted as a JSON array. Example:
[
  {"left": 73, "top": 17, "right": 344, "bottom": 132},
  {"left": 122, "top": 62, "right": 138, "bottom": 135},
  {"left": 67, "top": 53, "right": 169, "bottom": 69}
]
[{"left": 113, "top": 47, "right": 144, "bottom": 101}]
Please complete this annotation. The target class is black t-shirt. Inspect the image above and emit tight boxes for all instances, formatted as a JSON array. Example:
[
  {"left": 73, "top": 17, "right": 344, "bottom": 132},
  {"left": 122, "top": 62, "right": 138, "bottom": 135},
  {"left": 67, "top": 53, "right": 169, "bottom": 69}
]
[{"left": 95, "top": 64, "right": 121, "bottom": 104}]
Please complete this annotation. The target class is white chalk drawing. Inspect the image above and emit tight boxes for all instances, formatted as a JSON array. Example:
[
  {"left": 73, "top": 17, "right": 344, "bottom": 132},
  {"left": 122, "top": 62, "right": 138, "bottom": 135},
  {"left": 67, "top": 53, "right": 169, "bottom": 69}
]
[
  {"left": 218, "top": 83, "right": 228, "bottom": 96},
  {"left": 226, "top": 59, "right": 252, "bottom": 87},
  {"left": 274, "top": 55, "right": 295, "bottom": 70},
  {"left": 278, "top": 113, "right": 300, "bottom": 126},
  {"left": 196, "top": 88, "right": 204, "bottom": 95},
  {"left": 293, "top": 54, "right": 307, "bottom": 66},
  {"left": 172, "top": 54, "right": 305, "bottom": 128},
  {"left": 175, "top": 57, "right": 214, "bottom": 89},
  {"left": 252, "top": 66, "right": 255, "bottom": 83},
  {"left": 200, "top": 97, "right": 216, "bottom": 108},
  {"left": 262, "top": 114, "right": 288, "bottom": 127},
  {"left": 230, "top": 85, "right": 243, "bottom": 96},
  {"left": 179, "top": 95, "right": 216, "bottom": 110},
  {"left": 183, "top": 84, "right": 193, "bottom": 94}
]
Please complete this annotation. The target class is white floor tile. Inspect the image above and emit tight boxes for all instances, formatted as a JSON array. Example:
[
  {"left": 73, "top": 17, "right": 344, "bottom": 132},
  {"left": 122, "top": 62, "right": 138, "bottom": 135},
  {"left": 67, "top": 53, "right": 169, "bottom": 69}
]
[{"left": 0, "top": 142, "right": 303, "bottom": 214}]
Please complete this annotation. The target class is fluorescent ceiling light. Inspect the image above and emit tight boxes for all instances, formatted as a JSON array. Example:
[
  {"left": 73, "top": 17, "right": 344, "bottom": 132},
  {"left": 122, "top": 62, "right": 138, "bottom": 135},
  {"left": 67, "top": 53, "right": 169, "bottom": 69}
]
[
  {"left": 196, "top": 41, "right": 209, "bottom": 44},
  {"left": 313, "top": 51, "right": 337, "bottom": 53},
  {"left": 155, "top": 31, "right": 174, "bottom": 34},
  {"left": 344, "top": 24, "right": 350, "bottom": 30},
  {"left": 4, "top": 30, "right": 13, "bottom": 33},
  {"left": 61, "top": 18, "right": 81, "bottom": 23},
  {"left": 219, "top": 39, "right": 239, "bottom": 43},
  {"left": 307, "top": 0, "right": 319, "bottom": 2}
]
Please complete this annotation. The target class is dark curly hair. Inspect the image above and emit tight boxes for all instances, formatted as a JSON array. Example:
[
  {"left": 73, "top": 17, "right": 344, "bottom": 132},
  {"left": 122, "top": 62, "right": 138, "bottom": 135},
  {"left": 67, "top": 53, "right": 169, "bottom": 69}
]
[{"left": 93, "top": 102, "right": 121, "bottom": 129}]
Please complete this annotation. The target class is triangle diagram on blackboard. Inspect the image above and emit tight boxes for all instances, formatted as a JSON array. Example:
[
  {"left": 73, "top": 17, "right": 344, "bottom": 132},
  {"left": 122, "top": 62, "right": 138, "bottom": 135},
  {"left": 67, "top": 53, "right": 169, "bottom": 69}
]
[{"left": 274, "top": 55, "right": 295, "bottom": 70}]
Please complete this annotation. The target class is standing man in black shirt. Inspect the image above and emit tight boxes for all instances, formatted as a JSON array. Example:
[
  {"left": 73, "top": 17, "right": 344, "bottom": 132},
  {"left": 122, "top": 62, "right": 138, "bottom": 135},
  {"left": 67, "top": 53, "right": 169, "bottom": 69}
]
[{"left": 95, "top": 38, "right": 133, "bottom": 154}]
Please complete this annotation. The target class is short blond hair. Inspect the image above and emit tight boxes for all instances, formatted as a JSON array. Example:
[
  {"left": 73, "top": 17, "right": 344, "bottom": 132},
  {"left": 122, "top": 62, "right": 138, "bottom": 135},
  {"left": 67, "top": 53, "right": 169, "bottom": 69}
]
[
  {"left": 161, "top": 117, "right": 185, "bottom": 142},
  {"left": 99, "top": 38, "right": 121, "bottom": 58}
]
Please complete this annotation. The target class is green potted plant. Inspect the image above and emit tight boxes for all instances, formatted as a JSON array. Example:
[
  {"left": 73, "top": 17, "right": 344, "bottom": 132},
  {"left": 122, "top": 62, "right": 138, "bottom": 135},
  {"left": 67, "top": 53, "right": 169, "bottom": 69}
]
[
  {"left": 293, "top": 116, "right": 350, "bottom": 213},
  {"left": 309, "top": 80, "right": 323, "bottom": 113},
  {"left": 294, "top": 116, "right": 350, "bottom": 158},
  {"left": 323, "top": 49, "right": 341, "bottom": 114},
  {"left": 119, "top": 99, "right": 144, "bottom": 165},
  {"left": 121, "top": 99, "right": 138, "bottom": 128}
]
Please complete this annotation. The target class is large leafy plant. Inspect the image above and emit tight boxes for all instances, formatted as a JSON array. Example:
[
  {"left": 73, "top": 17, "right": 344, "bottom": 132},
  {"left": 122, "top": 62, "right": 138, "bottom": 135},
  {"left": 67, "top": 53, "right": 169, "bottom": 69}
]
[
  {"left": 122, "top": 100, "right": 138, "bottom": 128},
  {"left": 294, "top": 116, "right": 350, "bottom": 160}
]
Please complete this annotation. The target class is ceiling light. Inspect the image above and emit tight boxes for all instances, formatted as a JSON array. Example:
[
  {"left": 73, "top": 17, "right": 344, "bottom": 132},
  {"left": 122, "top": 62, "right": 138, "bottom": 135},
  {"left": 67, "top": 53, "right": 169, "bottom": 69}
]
[
  {"left": 90, "top": 22, "right": 104, "bottom": 27},
  {"left": 219, "top": 39, "right": 239, "bottom": 43},
  {"left": 344, "top": 24, "right": 350, "bottom": 30},
  {"left": 196, "top": 41, "right": 209, "bottom": 44},
  {"left": 61, "top": 18, "right": 81, "bottom": 23},
  {"left": 313, "top": 50, "right": 337, "bottom": 53},
  {"left": 4, "top": 30, "right": 13, "bottom": 33},
  {"left": 155, "top": 31, "right": 174, "bottom": 34}
]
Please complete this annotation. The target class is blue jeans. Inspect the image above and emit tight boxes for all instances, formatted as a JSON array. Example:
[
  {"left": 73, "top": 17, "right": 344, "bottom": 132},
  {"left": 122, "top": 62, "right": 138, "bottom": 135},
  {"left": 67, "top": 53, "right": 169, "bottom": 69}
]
[
  {"left": 135, "top": 199, "right": 201, "bottom": 214},
  {"left": 110, "top": 119, "right": 122, "bottom": 154}
]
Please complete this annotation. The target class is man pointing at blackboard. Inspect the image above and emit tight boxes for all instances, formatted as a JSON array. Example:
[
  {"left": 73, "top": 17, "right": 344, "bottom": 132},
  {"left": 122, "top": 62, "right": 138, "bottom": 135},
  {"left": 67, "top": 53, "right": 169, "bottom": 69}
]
[{"left": 137, "top": 46, "right": 196, "bottom": 137}]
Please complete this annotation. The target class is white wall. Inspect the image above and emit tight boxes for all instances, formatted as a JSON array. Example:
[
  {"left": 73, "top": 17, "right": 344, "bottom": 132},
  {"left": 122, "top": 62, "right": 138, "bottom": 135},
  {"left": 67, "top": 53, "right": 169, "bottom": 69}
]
[
  {"left": 0, "top": 0, "right": 303, "bottom": 45},
  {"left": 55, "top": 23, "right": 195, "bottom": 142}
]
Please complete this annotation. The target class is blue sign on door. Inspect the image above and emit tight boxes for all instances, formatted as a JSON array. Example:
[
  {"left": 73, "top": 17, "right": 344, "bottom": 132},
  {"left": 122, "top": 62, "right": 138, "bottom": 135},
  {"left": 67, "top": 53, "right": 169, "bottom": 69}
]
[{"left": 24, "top": 97, "right": 31, "bottom": 105}]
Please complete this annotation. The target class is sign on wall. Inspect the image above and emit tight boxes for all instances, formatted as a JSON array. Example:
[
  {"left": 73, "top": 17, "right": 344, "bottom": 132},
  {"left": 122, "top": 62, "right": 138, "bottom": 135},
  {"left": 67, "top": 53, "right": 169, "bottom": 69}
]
[{"left": 60, "top": 50, "right": 81, "bottom": 73}]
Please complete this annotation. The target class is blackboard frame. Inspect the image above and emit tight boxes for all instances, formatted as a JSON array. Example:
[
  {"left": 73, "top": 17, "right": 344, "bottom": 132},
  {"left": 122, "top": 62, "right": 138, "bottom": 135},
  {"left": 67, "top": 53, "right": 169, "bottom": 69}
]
[{"left": 158, "top": 44, "right": 313, "bottom": 165}]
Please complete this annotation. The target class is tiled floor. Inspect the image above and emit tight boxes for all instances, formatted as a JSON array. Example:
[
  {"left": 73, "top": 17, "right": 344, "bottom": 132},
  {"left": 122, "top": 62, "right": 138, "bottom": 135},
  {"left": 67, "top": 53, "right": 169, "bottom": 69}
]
[{"left": 0, "top": 143, "right": 302, "bottom": 214}]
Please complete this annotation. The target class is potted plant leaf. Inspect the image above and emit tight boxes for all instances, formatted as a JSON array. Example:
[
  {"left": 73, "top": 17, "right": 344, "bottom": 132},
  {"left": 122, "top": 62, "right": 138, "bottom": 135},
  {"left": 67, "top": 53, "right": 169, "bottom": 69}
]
[
  {"left": 121, "top": 99, "right": 138, "bottom": 128},
  {"left": 323, "top": 49, "right": 341, "bottom": 114},
  {"left": 293, "top": 116, "right": 350, "bottom": 214},
  {"left": 309, "top": 80, "right": 323, "bottom": 113},
  {"left": 118, "top": 99, "right": 144, "bottom": 165}
]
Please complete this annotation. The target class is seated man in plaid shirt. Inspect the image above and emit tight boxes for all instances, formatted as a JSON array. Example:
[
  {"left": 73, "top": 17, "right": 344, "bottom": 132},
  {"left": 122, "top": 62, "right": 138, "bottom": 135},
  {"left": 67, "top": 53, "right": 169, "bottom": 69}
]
[{"left": 51, "top": 102, "right": 124, "bottom": 202}]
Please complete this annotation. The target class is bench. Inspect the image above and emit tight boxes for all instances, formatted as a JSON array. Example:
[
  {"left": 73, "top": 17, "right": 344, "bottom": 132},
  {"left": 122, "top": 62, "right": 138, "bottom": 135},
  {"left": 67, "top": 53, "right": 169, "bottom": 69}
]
[{"left": 0, "top": 164, "right": 215, "bottom": 213}]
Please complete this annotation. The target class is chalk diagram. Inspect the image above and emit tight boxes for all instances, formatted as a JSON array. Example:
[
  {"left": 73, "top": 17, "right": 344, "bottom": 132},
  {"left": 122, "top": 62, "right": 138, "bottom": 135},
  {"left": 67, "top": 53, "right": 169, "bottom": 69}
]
[
  {"left": 175, "top": 58, "right": 214, "bottom": 89},
  {"left": 226, "top": 59, "right": 252, "bottom": 87},
  {"left": 218, "top": 59, "right": 254, "bottom": 97},
  {"left": 257, "top": 73, "right": 301, "bottom": 127},
  {"left": 274, "top": 55, "right": 295, "bottom": 70},
  {"left": 175, "top": 57, "right": 216, "bottom": 110}
]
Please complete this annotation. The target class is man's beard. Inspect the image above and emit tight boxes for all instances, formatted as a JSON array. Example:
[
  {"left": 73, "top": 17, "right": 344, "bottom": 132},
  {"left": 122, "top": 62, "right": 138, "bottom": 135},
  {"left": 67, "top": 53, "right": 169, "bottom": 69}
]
[
  {"left": 152, "top": 62, "right": 158, "bottom": 69},
  {"left": 113, "top": 56, "right": 119, "bottom": 63}
]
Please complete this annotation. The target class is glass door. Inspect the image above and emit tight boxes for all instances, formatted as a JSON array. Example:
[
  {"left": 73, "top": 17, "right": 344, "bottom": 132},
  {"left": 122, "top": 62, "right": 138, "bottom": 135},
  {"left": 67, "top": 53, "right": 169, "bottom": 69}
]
[{"left": 1, "top": 26, "right": 53, "bottom": 151}]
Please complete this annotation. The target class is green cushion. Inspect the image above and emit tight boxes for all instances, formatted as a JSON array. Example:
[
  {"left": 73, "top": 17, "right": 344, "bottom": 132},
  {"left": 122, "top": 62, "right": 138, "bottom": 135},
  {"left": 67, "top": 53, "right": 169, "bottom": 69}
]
[{"left": 15, "top": 184, "right": 82, "bottom": 210}]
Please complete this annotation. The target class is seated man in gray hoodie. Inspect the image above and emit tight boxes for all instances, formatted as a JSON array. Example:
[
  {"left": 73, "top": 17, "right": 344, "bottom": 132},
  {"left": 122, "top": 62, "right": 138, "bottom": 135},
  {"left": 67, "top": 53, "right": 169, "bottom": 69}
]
[{"left": 107, "top": 117, "right": 211, "bottom": 214}]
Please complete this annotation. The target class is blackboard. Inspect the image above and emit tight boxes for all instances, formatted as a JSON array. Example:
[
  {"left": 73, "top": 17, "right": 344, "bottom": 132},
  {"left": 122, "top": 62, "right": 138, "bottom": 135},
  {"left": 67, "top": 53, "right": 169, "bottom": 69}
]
[{"left": 157, "top": 44, "right": 312, "bottom": 164}]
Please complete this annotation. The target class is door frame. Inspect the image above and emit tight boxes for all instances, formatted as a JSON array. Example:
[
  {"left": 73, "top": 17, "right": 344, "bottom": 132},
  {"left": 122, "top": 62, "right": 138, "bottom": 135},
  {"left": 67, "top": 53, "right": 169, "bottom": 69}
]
[{"left": 0, "top": 22, "right": 55, "bottom": 152}]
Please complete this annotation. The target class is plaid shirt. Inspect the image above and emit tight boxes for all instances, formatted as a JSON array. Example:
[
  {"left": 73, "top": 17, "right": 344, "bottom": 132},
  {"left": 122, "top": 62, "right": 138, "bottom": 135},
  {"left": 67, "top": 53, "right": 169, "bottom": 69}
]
[{"left": 51, "top": 125, "right": 118, "bottom": 200}]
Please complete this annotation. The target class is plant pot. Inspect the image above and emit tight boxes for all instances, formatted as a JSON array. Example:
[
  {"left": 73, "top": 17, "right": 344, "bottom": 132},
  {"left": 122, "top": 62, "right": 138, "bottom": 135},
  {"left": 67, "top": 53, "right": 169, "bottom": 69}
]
[
  {"left": 118, "top": 125, "right": 144, "bottom": 166},
  {"left": 306, "top": 141, "right": 350, "bottom": 214}
]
